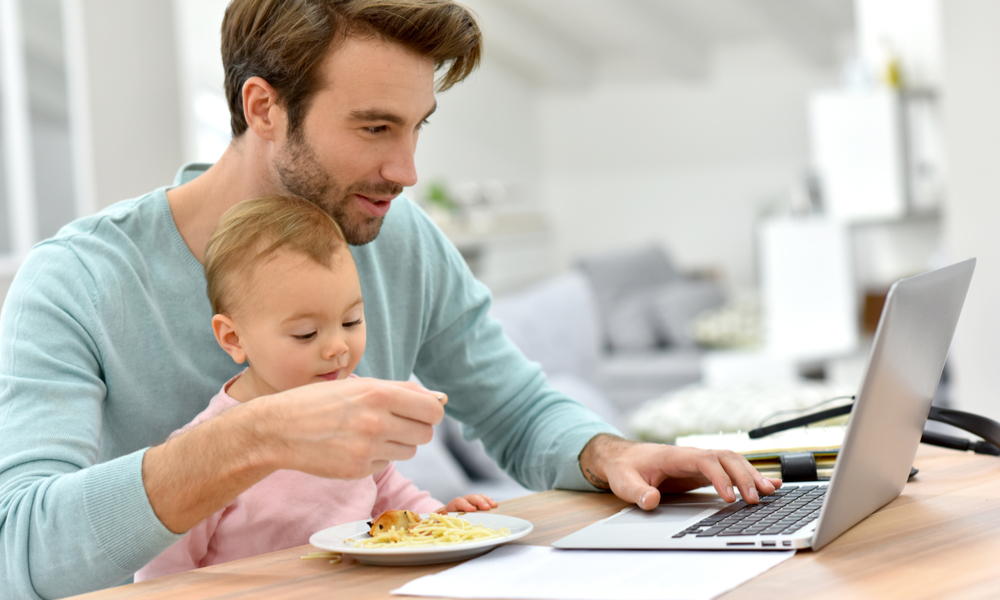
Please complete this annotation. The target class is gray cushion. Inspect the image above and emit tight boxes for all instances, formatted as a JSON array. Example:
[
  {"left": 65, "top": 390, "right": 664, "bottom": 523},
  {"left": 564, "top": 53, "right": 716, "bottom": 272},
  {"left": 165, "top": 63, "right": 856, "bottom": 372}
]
[
  {"left": 650, "top": 280, "right": 727, "bottom": 347},
  {"left": 490, "top": 270, "right": 602, "bottom": 382},
  {"left": 440, "top": 374, "right": 625, "bottom": 480},
  {"left": 596, "top": 349, "right": 703, "bottom": 412},
  {"left": 440, "top": 415, "right": 509, "bottom": 482},
  {"left": 547, "top": 373, "right": 627, "bottom": 434},
  {"left": 577, "top": 245, "right": 679, "bottom": 351},
  {"left": 604, "top": 290, "right": 661, "bottom": 352}
]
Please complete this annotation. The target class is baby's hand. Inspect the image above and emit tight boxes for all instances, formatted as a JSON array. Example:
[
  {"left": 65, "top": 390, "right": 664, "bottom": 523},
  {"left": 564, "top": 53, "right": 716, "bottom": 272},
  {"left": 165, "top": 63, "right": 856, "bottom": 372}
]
[{"left": 437, "top": 494, "right": 498, "bottom": 514}]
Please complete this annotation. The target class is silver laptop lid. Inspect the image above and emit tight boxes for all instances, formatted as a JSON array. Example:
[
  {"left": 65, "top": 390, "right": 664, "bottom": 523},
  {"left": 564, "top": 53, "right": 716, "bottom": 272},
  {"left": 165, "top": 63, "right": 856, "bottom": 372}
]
[{"left": 811, "top": 258, "right": 976, "bottom": 550}]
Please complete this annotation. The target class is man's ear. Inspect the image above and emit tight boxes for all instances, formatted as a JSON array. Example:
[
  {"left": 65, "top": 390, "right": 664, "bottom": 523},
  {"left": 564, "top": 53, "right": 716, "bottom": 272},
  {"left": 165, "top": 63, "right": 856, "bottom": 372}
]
[
  {"left": 212, "top": 314, "right": 248, "bottom": 364},
  {"left": 242, "top": 76, "right": 286, "bottom": 142}
]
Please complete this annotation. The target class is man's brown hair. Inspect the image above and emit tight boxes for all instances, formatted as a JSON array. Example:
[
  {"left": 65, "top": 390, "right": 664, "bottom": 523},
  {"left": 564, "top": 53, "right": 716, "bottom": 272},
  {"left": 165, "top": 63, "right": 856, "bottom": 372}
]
[
  {"left": 222, "top": 0, "right": 482, "bottom": 138},
  {"left": 205, "top": 195, "right": 349, "bottom": 315}
]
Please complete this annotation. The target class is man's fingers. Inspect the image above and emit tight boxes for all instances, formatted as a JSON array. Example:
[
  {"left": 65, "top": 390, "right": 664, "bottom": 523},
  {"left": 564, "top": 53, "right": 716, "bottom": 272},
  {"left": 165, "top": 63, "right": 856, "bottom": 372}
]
[
  {"left": 615, "top": 469, "right": 661, "bottom": 511},
  {"left": 378, "top": 417, "right": 435, "bottom": 448},
  {"left": 376, "top": 384, "right": 446, "bottom": 426},
  {"left": 264, "top": 378, "right": 458, "bottom": 481},
  {"left": 739, "top": 454, "right": 778, "bottom": 496},
  {"left": 373, "top": 440, "right": 421, "bottom": 463},
  {"left": 696, "top": 454, "right": 737, "bottom": 503},
  {"left": 368, "top": 459, "right": 390, "bottom": 475},
  {"left": 750, "top": 471, "right": 778, "bottom": 495},
  {"left": 381, "top": 379, "right": 448, "bottom": 406},
  {"left": 717, "top": 451, "right": 760, "bottom": 503}
]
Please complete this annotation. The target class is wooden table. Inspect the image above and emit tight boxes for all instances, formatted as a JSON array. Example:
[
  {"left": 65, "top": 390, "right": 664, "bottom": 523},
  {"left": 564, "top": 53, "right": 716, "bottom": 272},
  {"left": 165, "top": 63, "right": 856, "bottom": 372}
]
[{"left": 73, "top": 446, "right": 1000, "bottom": 600}]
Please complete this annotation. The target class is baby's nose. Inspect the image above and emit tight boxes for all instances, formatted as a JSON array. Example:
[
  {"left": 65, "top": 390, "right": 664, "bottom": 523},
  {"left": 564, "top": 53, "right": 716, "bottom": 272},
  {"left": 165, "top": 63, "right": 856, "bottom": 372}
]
[{"left": 323, "top": 336, "right": 349, "bottom": 361}]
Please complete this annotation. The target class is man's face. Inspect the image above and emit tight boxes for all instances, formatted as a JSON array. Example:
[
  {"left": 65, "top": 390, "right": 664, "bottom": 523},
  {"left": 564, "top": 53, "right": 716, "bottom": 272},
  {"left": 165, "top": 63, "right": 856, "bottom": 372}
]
[{"left": 274, "top": 36, "right": 437, "bottom": 245}]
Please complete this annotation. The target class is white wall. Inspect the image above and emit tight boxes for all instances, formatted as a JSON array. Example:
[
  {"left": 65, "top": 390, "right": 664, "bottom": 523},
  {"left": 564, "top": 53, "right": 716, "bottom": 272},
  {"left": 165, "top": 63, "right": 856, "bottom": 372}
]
[
  {"left": 538, "top": 41, "right": 840, "bottom": 286},
  {"left": 411, "top": 40, "right": 845, "bottom": 290},
  {"left": 940, "top": 0, "right": 1000, "bottom": 421},
  {"left": 1, "top": 6, "right": 847, "bottom": 299},
  {"left": 0, "top": 0, "right": 184, "bottom": 303},
  {"left": 172, "top": 0, "right": 230, "bottom": 163},
  {"left": 74, "top": 0, "right": 184, "bottom": 210},
  {"left": 409, "top": 54, "right": 542, "bottom": 208}
]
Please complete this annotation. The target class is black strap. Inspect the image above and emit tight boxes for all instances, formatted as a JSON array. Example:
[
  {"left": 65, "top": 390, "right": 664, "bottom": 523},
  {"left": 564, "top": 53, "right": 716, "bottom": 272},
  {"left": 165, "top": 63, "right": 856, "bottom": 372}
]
[
  {"left": 779, "top": 452, "right": 819, "bottom": 481},
  {"left": 748, "top": 402, "right": 1000, "bottom": 456},
  {"left": 927, "top": 406, "right": 1000, "bottom": 455},
  {"left": 748, "top": 404, "right": 852, "bottom": 439}
]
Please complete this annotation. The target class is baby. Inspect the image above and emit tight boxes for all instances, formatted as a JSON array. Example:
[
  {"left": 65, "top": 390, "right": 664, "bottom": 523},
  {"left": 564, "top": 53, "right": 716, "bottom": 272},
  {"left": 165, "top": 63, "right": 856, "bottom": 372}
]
[{"left": 136, "top": 195, "right": 494, "bottom": 581}]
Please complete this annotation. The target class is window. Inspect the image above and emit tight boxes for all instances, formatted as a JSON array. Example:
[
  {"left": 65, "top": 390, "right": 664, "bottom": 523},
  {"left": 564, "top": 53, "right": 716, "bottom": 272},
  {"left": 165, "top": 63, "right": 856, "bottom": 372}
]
[{"left": 0, "top": 0, "right": 80, "bottom": 273}]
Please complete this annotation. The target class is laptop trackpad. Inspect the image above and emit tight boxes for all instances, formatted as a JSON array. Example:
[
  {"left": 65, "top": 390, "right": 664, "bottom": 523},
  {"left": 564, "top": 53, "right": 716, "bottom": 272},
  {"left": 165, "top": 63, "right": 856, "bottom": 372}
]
[
  {"left": 551, "top": 496, "right": 733, "bottom": 548},
  {"left": 607, "top": 503, "right": 725, "bottom": 525}
]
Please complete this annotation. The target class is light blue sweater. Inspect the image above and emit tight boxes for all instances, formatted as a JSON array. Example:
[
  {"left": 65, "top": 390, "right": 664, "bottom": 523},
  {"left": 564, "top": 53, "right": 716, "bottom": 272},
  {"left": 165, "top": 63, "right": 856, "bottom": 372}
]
[{"left": 0, "top": 164, "right": 617, "bottom": 599}]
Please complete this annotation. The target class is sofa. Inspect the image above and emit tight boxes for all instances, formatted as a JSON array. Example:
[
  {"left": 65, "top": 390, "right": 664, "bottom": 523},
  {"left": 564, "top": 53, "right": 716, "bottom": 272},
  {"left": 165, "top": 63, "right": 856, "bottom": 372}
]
[
  {"left": 394, "top": 244, "right": 728, "bottom": 502},
  {"left": 493, "top": 244, "right": 727, "bottom": 413}
]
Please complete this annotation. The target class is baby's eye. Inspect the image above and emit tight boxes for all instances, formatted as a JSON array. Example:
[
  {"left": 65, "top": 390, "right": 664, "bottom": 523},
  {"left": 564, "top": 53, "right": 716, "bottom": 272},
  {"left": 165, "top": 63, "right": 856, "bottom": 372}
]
[
  {"left": 292, "top": 331, "right": 317, "bottom": 341},
  {"left": 344, "top": 319, "right": 364, "bottom": 329}
]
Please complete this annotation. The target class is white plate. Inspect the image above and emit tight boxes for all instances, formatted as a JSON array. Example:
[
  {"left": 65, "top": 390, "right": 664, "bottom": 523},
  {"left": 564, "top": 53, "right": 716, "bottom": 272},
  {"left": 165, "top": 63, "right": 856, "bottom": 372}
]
[{"left": 309, "top": 513, "right": 533, "bottom": 566}]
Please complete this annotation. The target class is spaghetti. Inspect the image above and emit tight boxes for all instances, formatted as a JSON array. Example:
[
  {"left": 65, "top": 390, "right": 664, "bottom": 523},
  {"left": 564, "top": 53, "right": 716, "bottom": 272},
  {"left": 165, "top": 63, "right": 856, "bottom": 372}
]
[{"left": 356, "top": 512, "right": 510, "bottom": 548}]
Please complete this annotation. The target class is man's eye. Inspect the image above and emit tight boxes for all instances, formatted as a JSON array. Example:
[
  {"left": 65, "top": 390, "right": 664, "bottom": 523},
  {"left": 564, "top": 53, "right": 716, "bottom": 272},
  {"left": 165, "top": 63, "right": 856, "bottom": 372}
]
[
  {"left": 293, "top": 332, "right": 317, "bottom": 340},
  {"left": 365, "top": 125, "right": 387, "bottom": 135},
  {"left": 416, "top": 119, "right": 430, "bottom": 131},
  {"left": 344, "top": 319, "right": 363, "bottom": 328}
]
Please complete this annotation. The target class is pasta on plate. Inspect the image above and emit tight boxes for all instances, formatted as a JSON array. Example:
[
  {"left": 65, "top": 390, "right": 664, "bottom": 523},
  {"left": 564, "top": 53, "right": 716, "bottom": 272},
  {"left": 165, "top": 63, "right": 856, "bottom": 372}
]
[{"left": 357, "top": 512, "right": 510, "bottom": 548}]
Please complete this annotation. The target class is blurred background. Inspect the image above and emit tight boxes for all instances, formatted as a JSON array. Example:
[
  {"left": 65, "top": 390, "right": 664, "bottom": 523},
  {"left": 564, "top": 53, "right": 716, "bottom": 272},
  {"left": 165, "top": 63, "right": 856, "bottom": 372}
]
[{"left": 2, "top": 0, "right": 1000, "bottom": 492}]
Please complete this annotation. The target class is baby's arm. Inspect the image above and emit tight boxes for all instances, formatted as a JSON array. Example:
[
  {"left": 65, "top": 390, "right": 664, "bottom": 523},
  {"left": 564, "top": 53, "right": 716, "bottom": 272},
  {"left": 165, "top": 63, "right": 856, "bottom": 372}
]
[{"left": 436, "top": 494, "right": 498, "bottom": 514}]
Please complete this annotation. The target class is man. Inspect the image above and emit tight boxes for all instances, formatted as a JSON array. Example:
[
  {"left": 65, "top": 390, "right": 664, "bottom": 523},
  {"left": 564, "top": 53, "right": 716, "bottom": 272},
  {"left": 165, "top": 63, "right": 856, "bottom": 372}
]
[{"left": 0, "top": 1, "right": 778, "bottom": 598}]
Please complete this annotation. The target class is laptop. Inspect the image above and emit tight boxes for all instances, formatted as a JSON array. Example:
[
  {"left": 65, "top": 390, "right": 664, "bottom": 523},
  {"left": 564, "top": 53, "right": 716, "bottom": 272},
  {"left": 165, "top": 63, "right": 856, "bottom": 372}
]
[{"left": 554, "top": 258, "right": 976, "bottom": 552}]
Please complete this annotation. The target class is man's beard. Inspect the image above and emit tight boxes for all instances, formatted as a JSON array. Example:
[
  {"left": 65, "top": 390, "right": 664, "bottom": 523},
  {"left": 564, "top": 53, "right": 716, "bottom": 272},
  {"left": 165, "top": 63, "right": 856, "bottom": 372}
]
[{"left": 274, "top": 134, "right": 402, "bottom": 246}]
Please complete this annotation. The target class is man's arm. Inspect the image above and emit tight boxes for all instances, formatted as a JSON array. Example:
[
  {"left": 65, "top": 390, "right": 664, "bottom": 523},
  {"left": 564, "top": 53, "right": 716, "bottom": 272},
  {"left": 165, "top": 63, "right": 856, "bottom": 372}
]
[
  {"left": 0, "top": 241, "right": 446, "bottom": 599},
  {"left": 399, "top": 202, "right": 619, "bottom": 493},
  {"left": 142, "top": 378, "right": 446, "bottom": 532},
  {"left": 0, "top": 244, "right": 171, "bottom": 599},
  {"left": 578, "top": 434, "right": 781, "bottom": 508},
  {"left": 397, "top": 200, "right": 775, "bottom": 502}
]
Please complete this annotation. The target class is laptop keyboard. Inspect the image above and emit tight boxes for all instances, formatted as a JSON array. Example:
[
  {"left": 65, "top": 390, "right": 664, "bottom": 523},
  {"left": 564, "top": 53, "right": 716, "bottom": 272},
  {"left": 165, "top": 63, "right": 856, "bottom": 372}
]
[{"left": 672, "top": 485, "right": 827, "bottom": 538}]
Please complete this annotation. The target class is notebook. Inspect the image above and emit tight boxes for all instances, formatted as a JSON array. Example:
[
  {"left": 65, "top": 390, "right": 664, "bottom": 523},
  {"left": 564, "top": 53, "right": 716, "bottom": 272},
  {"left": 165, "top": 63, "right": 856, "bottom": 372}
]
[
  {"left": 676, "top": 427, "right": 847, "bottom": 480},
  {"left": 553, "top": 258, "right": 975, "bottom": 552}
]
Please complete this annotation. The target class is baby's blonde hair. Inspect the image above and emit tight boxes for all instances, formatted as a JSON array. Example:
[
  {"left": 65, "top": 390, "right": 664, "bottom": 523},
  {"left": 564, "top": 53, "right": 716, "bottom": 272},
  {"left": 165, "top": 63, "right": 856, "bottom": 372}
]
[{"left": 204, "top": 195, "right": 348, "bottom": 315}]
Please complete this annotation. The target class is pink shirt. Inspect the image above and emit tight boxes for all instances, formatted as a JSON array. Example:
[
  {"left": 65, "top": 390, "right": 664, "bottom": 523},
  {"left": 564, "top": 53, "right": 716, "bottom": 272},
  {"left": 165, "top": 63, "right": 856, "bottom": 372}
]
[{"left": 135, "top": 379, "right": 442, "bottom": 581}]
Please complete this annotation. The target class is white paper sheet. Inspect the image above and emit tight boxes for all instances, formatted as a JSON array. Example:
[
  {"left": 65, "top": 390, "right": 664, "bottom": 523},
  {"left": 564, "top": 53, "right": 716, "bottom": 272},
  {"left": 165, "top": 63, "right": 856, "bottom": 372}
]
[{"left": 392, "top": 545, "right": 795, "bottom": 600}]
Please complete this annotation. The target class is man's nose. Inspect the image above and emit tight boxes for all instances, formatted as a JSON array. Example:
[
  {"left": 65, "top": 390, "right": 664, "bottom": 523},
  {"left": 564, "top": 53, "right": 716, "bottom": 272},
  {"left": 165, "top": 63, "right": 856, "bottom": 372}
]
[{"left": 381, "top": 138, "right": 418, "bottom": 189}]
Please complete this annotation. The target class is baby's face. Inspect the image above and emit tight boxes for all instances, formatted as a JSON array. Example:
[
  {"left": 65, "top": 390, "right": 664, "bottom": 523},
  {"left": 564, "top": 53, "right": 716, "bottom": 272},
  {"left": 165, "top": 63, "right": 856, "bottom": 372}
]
[{"left": 233, "top": 246, "right": 366, "bottom": 394}]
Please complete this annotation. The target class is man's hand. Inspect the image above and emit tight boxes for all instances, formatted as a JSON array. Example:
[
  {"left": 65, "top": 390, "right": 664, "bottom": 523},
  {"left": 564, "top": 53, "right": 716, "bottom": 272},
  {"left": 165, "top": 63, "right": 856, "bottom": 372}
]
[
  {"left": 254, "top": 377, "right": 447, "bottom": 479},
  {"left": 143, "top": 378, "right": 446, "bottom": 533},
  {"left": 578, "top": 434, "right": 781, "bottom": 510},
  {"left": 437, "top": 494, "right": 498, "bottom": 514}
]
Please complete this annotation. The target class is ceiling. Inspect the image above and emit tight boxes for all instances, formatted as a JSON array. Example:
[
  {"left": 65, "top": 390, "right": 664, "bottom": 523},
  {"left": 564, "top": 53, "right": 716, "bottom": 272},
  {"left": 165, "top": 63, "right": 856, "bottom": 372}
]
[
  {"left": 13, "top": 0, "right": 857, "bottom": 121},
  {"left": 462, "top": 0, "right": 855, "bottom": 87}
]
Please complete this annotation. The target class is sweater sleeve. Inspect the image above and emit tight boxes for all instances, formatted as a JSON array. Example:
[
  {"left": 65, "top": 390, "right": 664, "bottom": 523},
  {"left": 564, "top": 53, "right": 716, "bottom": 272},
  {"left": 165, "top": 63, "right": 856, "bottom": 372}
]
[
  {"left": 406, "top": 208, "right": 621, "bottom": 493},
  {"left": 133, "top": 506, "right": 225, "bottom": 582},
  {"left": 0, "top": 244, "right": 182, "bottom": 599},
  {"left": 371, "top": 463, "right": 443, "bottom": 517}
]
